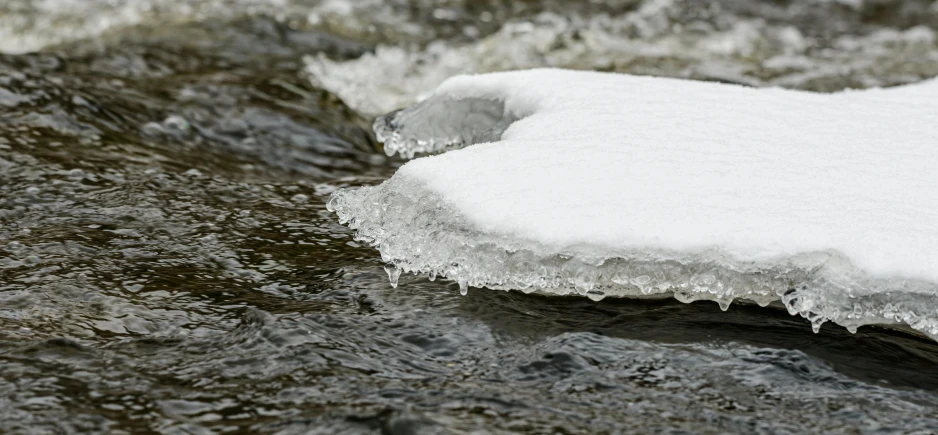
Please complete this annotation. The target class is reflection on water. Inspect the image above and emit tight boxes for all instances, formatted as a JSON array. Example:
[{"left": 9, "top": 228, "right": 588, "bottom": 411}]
[{"left": 2, "top": 0, "right": 938, "bottom": 433}]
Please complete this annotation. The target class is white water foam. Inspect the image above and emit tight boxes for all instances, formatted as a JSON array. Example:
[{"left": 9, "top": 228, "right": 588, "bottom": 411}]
[
  {"left": 0, "top": 0, "right": 321, "bottom": 54},
  {"left": 330, "top": 69, "right": 938, "bottom": 338},
  {"left": 0, "top": 0, "right": 468, "bottom": 54},
  {"left": 306, "top": 2, "right": 938, "bottom": 116}
]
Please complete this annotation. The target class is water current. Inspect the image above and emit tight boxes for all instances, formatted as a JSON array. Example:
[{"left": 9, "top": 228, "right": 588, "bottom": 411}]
[{"left": 3, "top": 0, "right": 938, "bottom": 433}]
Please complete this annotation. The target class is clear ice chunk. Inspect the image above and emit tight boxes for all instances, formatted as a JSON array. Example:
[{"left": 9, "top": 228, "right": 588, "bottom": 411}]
[{"left": 374, "top": 96, "right": 517, "bottom": 158}]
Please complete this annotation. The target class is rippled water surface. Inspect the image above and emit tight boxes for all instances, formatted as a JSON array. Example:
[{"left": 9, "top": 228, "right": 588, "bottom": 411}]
[{"left": 3, "top": 1, "right": 938, "bottom": 433}]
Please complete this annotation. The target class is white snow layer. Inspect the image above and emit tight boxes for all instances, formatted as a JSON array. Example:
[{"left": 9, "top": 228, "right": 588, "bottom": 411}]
[{"left": 329, "top": 69, "right": 938, "bottom": 338}]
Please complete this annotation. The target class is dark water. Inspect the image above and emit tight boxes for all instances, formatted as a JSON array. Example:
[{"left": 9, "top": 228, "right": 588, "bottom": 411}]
[{"left": 3, "top": 1, "right": 938, "bottom": 433}]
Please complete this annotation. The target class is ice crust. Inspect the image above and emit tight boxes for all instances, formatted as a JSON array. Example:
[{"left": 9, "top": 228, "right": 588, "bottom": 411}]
[{"left": 330, "top": 69, "right": 938, "bottom": 338}]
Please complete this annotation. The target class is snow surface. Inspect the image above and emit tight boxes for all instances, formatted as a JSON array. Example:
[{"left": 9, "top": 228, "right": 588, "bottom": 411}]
[{"left": 330, "top": 68, "right": 938, "bottom": 337}]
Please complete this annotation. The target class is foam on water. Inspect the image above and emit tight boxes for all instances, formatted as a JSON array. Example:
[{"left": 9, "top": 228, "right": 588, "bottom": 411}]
[
  {"left": 306, "top": 0, "right": 938, "bottom": 116},
  {"left": 1, "top": 0, "right": 515, "bottom": 54},
  {"left": 330, "top": 69, "right": 938, "bottom": 339},
  {"left": 0, "top": 0, "right": 344, "bottom": 54}
]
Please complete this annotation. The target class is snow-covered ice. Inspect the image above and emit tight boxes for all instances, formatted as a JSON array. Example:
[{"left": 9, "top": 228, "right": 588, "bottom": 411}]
[{"left": 330, "top": 68, "right": 938, "bottom": 338}]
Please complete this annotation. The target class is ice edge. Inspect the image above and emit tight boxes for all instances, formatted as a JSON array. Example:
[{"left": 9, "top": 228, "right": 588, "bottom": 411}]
[
  {"left": 329, "top": 175, "right": 938, "bottom": 340},
  {"left": 333, "top": 76, "right": 938, "bottom": 341}
]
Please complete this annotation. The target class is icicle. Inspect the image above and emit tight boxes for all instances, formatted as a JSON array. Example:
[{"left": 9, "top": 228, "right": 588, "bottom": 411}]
[
  {"left": 385, "top": 264, "right": 401, "bottom": 288},
  {"left": 717, "top": 297, "right": 732, "bottom": 312},
  {"left": 586, "top": 291, "right": 606, "bottom": 302},
  {"left": 810, "top": 318, "right": 825, "bottom": 334}
]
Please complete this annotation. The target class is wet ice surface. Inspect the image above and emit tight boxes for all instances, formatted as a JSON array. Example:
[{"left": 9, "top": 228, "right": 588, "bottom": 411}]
[{"left": 3, "top": 0, "right": 938, "bottom": 433}]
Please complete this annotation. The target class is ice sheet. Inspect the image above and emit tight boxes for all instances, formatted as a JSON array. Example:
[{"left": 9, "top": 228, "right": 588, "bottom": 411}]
[{"left": 330, "top": 69, "right": 938, "bottom": 337}]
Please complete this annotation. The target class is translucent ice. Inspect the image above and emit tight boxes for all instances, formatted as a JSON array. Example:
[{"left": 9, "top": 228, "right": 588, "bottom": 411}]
[
  {"left": 330, "top": 69, "right": 938, "bottom": 339},
  {"left": 374, "top": 97, "right": 517, "bottom": 159}
]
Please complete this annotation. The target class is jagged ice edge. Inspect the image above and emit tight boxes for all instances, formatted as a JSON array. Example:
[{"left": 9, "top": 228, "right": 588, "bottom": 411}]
[{"left": 328, "top": 176, "right": 938, "bottom": 339}]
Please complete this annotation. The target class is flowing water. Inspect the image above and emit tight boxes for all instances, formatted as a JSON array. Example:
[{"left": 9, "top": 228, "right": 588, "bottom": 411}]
[{"left": 2, "top": 1, "right": 938, "bottom": 433}]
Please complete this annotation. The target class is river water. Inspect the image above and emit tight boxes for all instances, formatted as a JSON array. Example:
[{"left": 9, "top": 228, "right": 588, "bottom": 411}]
[{"left": 2, "top": 1, "right": 938, "bottom": 433}]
